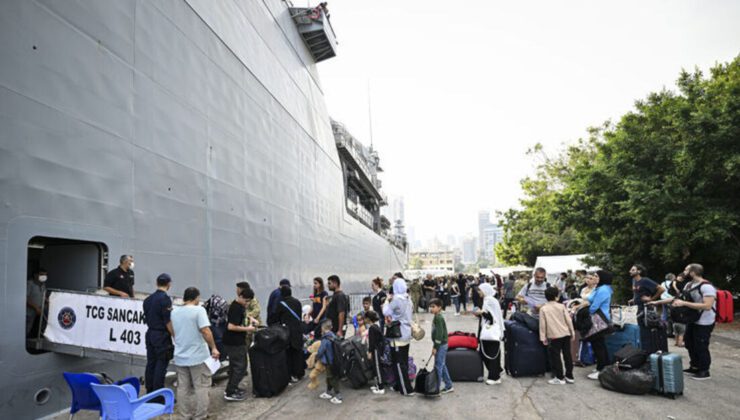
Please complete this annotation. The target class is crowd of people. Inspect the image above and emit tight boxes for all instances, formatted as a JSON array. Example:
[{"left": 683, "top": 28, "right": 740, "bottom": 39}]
[{"left": 88, "top": 255, "right": 720, "bottom": 419}]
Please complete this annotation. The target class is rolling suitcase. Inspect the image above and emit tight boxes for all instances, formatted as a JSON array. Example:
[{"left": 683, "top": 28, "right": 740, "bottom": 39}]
[
  {"left": 649, "top": 352, "right": 684, "bottom": 399},
  {"left": 446, "top": 347, "right": 484, "bottom": 382},
  {"left": 249, "top": 347, "right": 290, "bottom": 397},
  {"left": 605, "top": 324, "right": 640, "bottom": 363},
  {"left": 504, "top": 320, "right": 548, "bottom": 377},
  {"left": 640, "top": 326, "right": 669, "bottom": 355}
]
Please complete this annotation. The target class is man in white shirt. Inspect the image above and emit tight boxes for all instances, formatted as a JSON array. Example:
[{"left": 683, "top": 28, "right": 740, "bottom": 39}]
[
  {"left": 516, "top": 267, "right": 549, "bottom": 317},
  {"left": 671, "top": 263, "right": 716, "bottom": 381},
  {"left": 169, "top": 287, "right": 220, "bottom": 419}
]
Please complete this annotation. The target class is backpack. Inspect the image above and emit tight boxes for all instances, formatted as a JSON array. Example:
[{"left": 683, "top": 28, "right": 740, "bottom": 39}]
[
  {"left": 524, "top": 282, "right": 550, "bottom": 296},
  {"left": 715, "top": 290, "right": 734, "bottom": 323},
  {"left": 670, "top": 281, "right": 730, "bottom": 324},
  {"left": 203, "top": 294, "right": 229, "bottom": 327}
]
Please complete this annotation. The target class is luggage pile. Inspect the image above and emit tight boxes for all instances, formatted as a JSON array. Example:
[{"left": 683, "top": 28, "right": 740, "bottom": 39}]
[{"left": 446, "top": 331, "right": 484, "bottom": 382}]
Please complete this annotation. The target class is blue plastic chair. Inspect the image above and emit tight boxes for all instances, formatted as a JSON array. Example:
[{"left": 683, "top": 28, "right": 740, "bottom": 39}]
[
  {"left": 63, "top": 372, "right": 141, "bottom": 418},
  {"left": 91, "top": 383, "right": 174, "bottom": 420}
]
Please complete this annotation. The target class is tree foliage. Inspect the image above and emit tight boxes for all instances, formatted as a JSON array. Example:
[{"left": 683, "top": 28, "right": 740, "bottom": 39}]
[{"left": 497, "top": 56, "right": 740, "bottom": 291}]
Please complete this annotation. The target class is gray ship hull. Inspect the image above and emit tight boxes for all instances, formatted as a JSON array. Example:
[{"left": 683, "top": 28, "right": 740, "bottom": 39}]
[{"left": 0, "top": 0, "right": 404, "bottom": 417}]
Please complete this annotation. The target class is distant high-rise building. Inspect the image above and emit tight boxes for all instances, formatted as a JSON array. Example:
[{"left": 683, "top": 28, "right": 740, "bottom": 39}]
[
  {"left": 482, "top": 224, "right": 505, "bottom": 264},
  {"left": 478, "top": 210, "right": 490, "bottom": 253},
  {"left": 462, "top": 236, "right": 477, "bottom": 264}
]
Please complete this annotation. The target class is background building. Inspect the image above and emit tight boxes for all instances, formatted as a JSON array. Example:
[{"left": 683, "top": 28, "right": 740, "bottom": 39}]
[
  {"left": 409, "top": 250, "right": 455, "bottom": 272},
  {"left": 478, "top": 210, "right": 505, "bottom": 264},
  {"left": 462, "top": 236, "right": 477, "bottom": 264}
]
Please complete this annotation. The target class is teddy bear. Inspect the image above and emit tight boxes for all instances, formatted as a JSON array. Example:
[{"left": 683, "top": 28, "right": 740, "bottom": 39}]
[{"left": 305, "top": 340, "right": 326, "bottom": 390}]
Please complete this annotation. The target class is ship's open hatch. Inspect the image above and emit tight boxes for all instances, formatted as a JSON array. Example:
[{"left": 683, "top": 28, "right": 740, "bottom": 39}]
[
  {"left": 26, "top": 236, "right": 107, "bottom": 354},
  {"left": 290, "top": 4, "right": 338, "bottom": 63}
]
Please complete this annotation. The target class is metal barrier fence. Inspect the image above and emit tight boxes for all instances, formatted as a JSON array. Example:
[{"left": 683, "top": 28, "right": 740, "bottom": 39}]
[{"left": 298, "top": 293, "right": 372, "bottom": 319}]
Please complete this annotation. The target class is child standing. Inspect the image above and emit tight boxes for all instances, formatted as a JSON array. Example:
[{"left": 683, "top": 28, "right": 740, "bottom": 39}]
[
  {"left": 316, "top": 320, "right": 342, "bottom": 404},
  {"left": 364, "top": 311, "right": 386, "bottom": 395},
  {"left": 429, "top": 298, "right": 454, "bottom": 393},
  {"left": 539, "top": 287, "right": 575, "bottom": 384}
]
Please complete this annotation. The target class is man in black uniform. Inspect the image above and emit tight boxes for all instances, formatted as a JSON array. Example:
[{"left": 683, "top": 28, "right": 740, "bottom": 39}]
[
  {"left": 143, "top": 273, "right": 174, "bottom": 396},
  {"left": 104, "top": 254, "right": 135, "bottom": 298}
]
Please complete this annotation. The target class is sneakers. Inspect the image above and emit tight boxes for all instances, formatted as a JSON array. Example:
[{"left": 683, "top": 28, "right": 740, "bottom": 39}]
[
  {"left": 564, "top": 377, "right": 575, "bottom": 384},
  {"left": 329, "top": 397, "right": 343, "bottom": 404},
  {"left": 683, "top": 367, "right": 700, "bottom": 375},
  {"left": 224, "top": 391, "right": 246, "bottom": 401},
  {"left": 290, "top": 376, "right": 300, "bottom": 384},
  {"left": 485, "top": 379, "right": 502, "bottom": 385},
  {"left": 319, "top": 392, "right": 333, "bottom": 400},
  {"left": 691, "top": 371, "right": 711, "bottom": 381},
  {"left": 587, "top": 371, "right": 600, "bottom": 380},
  {"left": 371, "top": 387, "right": 386, "bottom": 395},
  {"left": 441, "top": 387, "right": 454, "bottom": 394},
  {"left": 548, "top": 378, "right": 565, "bottom": 385}
]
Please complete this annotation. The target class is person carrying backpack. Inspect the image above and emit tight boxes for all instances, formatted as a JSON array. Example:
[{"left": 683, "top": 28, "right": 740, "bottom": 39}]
[
  {"left": 516, "top": 267, "right": 550, "bottom": 318},
  {"left": 671, "top": 264, "right": 717, "bottom": 381},
  {"left": 317, "top": 320, "right": 342, "bottom": 404}
]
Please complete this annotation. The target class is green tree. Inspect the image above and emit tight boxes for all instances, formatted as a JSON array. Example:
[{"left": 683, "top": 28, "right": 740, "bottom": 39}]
[{"left": 498, "top": 56, "right": 740, "bottom": 292}]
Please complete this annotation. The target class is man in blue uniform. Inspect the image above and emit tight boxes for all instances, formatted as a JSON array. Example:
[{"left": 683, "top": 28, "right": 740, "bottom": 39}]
[{"left": 143, "top": 273, "right": 174, "bottom": 395}]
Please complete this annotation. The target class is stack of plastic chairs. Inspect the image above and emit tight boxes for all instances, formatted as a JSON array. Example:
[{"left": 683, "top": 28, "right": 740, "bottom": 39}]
[
  {"left": 62, "top": 372, "right": 140, "bottom": 419},
  {"left": 91, "top": 383, "right": 174, "bottom": 420}
]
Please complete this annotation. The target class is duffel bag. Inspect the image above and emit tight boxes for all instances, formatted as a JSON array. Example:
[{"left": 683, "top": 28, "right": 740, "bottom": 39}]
[
  {"left": 448, "top": 331, "right": 478, "bottom": 350},
  {"left": 614, "top": 344, "right": 647, "bottom": 370},
  {"left": 598, "top": 364, "right": 654, "bottom": 395}
]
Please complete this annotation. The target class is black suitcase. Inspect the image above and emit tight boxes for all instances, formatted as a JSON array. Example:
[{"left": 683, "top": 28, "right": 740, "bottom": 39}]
[
  {"left": 446, "top": 347, "right": 484, "bottom": 382},
  {"left": 504, "top": 320, "right": 548, "bottom": 377},
  {"left": 249, "top": 347, "right": 290, "bottom": 397},
  {"left": 252, "top": 325, "right": 289, "bottom": 354},
  {"left": 640, "top": 326, "right": 668, "bottom": 354}
]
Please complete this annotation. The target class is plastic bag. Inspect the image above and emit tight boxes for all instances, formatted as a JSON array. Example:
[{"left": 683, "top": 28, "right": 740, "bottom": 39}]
[{"left": 599, "top": 364, "right": 655, "bottom": 395}]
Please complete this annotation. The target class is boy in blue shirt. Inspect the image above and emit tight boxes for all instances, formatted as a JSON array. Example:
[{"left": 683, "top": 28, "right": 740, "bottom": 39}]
[{"left": 317, "top": 320, "right": 342, "bottom": 404}]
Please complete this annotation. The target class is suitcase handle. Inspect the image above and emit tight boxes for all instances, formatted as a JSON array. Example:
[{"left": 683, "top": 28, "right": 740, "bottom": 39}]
[{"left": 657, "top": 351, "right": 665, "bottom": 393}]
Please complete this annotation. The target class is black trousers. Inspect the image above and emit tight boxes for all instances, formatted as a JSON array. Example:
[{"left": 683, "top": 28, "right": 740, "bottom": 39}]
[
  {"left": 685, "top": 323, "right": 714, "bottom": 371},
  {"left": 224, "top": 344, "right": 247, "bottom": 394},
  {"left": 392, "top": 344, "right": 412, "bottom": 394},
  {"left": 501, "top": 298, "right": 515, "bottom": 319},
  {"left": 479, "top": 340, "right": 502, "bottom": 380},
  {"left": 286, "top": 346, "right": 306, "bottom": 379},
  {"left": 547, "top": 336, "right": 573, "bottom": 380},
  {"left": 145, "top": 330, "right": 171, "bottom": 393},
  {"left": 588, "top": 332, "right": 609, "bottom": 371}
]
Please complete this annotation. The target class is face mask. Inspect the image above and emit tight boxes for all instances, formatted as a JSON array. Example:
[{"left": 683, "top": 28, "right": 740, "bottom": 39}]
[
  {"left": 38, "top": 275, "right": 48, "bottom": 282},
  {"left": 129, "top": 262, "right": 135, "bottom": 270}
]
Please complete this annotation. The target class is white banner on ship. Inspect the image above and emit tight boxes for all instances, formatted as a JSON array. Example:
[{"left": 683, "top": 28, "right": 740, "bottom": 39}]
[{"left": 44, "top": 291, "right": 147, "bottom": 356}]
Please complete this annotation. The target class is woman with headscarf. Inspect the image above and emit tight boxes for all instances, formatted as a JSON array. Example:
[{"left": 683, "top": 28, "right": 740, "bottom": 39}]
[
  {"left": 382, "top": 278, "right": 414, "bottom": 396},
  {"left": 476, "top": 283, "right": 505, "bottom": 385},
  {"left": 584, "top": 270, "right": 613, "bottom": 380}
]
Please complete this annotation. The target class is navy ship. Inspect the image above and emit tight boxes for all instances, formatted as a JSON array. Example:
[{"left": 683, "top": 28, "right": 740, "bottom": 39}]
[{"left": 0, "top": 1, "right": 406, "bottom": 417}]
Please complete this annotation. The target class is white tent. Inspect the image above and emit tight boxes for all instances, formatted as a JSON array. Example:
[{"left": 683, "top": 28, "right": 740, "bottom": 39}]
[
  {"left": 533, "top": 254, "right": 599, "bottom": 283},
  {"left": 481, "top": 265, "right": 533, "bottom": 277}
]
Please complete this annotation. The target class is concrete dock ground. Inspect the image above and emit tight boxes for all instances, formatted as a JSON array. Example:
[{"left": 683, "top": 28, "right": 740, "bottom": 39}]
[{"left": 55, "top": 311, "right": 740, "bottom": 420}]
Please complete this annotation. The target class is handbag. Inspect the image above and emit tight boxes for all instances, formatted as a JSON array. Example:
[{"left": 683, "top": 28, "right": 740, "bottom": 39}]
[
  {"left": 583, "top": 309, "right": 611, "bottom": 339},
  {"left": 479, "top": 313, "right": 502, "bottom": 342},
  {"left": 411, "top": 316, "right": 425, "bottom": 341},
  {"left": 385, "top": 320, "right": 402, "bottom": 339}
]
